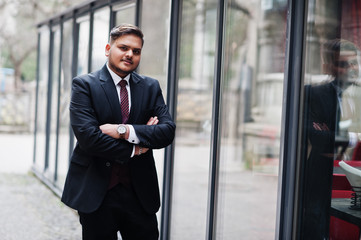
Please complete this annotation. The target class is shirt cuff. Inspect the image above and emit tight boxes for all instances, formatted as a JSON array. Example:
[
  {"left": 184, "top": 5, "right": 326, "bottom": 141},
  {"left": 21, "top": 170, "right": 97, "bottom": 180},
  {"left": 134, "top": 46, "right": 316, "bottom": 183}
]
[
  {"left": 349, "top": 132, "right": 358, "bottom": 147},
  {"left": 127, "top": 125, "right": 140, "bottom": 144}
]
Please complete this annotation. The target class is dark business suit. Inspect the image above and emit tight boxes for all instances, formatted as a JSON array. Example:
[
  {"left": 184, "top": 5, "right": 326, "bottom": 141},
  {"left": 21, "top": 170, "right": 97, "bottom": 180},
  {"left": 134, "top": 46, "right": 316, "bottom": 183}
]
[
  {"left": 61, "top": 64, "right": 175, "bottom": 218},
  {"left": 302, "top": 81, "right": 339, "bottom": 239}
]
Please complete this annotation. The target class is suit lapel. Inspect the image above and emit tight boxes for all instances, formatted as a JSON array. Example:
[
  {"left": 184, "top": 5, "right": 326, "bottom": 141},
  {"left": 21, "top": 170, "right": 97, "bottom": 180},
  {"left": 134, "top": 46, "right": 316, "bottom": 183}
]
[
  {"left": 129, "top": 73, "right": 144, "bottom": 123},
  {"left": 99, "top": 65, "right": 123, "bottom": 123}
]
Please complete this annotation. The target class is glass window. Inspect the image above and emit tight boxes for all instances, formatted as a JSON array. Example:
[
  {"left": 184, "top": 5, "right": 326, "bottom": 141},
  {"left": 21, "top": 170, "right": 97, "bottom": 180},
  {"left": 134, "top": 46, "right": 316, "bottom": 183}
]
[
  {"left": 46, "top": 26, "right": 61, "bottom": 180},
  {"left": 91, "top": 7, "right": 110, "bottom": 71},
  {"left": 57, "top": 20, "right": 73, "bottom": 189},
  {"left": 77, "top": 16, "right": 90, "bottom": 75},
  {"left": 138, "top": 0, "right": 170, "bottom": 222},
  {"left": 34, "top": 26, "right": 50, "bottom": 172},
  {"left": 301, "top": 0, "right": 361, "bottom": 239},
  {"left": 170, "top": 0, "right": 217, "bottom": 238},
  {"left": 216, "top": 0, "right": 287, "bottom": 238},
  {"left": 114, "top": 1, "right": 136, "bottom": 25}
]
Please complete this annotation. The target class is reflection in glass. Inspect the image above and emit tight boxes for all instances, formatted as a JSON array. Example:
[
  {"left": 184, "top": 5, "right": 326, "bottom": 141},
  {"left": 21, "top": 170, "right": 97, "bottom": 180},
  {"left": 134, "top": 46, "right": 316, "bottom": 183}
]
[
  {"left": 170, "top": 0, "right": 217, "bottom": 238},
  {"left": 302, "top": 1, "right": 361, "bottom": 238},
  {"left": 34, "top": 26, "right": 50, "bottom": 171},
  {"left": 91, "top": 7, "right": 110, "bottom": 72},
  {"left": 216, "top": 0, "right": 287, "bottom": 238},
  {"left": 57, "top": 20, "right": 73, "bottom": 189}
]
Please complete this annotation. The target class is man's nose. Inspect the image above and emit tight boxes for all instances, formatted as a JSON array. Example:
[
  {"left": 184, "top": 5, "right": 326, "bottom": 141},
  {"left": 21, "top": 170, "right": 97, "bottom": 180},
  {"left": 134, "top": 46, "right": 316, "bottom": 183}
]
[{"left": 125, "top": 49, "right": 133, "bottom": 58}]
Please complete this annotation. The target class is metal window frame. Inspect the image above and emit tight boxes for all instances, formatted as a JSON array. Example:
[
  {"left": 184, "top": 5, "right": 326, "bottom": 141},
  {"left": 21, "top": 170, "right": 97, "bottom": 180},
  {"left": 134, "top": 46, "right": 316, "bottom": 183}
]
[
  {"left": 206, "top": 0, "right": 226, "bottom": 239},
  {"left": 44, "top": 23, "right": 55, "bottom": 172},
  {"left": 33, "top": 31, "right": 41, "bottom": 165},
  {"left": 54, "top": 20, "right": 65, "bottom": 183},
  {"left": 159, "top": 0, "right": 182, "bottom": 239},
  {"left": 275, "top": 0, "right": 309, "bottom": 239}
]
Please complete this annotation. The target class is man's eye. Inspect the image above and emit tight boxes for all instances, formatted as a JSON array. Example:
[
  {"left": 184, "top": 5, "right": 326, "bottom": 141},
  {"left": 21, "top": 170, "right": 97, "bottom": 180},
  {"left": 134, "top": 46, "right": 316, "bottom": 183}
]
[
  {"left": 133, "top": 50, "right": 141, "bottom": 55},
  {"left": 120, "top": 47, "right": 128, "bottom": 51}
]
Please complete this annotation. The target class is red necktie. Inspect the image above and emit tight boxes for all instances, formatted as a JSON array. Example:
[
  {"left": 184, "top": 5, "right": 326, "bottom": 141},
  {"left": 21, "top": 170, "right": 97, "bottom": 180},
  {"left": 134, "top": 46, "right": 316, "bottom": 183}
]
[
  {"left": 119, "top": 80, "right": 129, "bottom": 123},
  {"left": 108, "top": 80, "right": 131, "bottom": 190}
]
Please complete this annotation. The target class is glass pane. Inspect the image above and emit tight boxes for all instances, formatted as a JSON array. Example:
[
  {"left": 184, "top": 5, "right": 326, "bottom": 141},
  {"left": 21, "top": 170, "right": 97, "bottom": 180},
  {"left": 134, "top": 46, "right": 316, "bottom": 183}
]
[
  {"left": 47, "top": 27, "right": 61, "bottom": 180},
  {"left": 91, "top": 7, "right": 110, "bottom": 71},
  {"left": 139, "top": 0, "right": 170, "bottom": 223},
  {"left": 34, "top": 26, "right": 50, "bottom": 172},
  {"left": 77, "top": 17, "right": 90, "bottom": 75},
  {"left": 170, "top": 0, "right": 217, "bottom": 238},
  {"left": 302, "top": 0, "right": 361, "bottom": 239},
  {"left": 216, "top": 0, "right": 287, "bottom": 238},
  {"left": 57, "top": 20, "right": 73, "bottom": 189},
  {"left": 114, "top": 2, "right": 136, "bottom": 25}
]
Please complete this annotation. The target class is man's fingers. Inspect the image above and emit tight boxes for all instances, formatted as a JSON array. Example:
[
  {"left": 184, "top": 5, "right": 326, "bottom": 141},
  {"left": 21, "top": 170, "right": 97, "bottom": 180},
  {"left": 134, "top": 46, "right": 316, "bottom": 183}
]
[
  {"left": 99, "top": 124, "right": 110, "bottom": 133},
  {"left": 152, "top": 117, "right": 159, "bottom": 125},
  {"left": 136, "top": 145, "right": 149, "bottom": 155},
  {"left": 147, "top": 116, "right": 158, "bottom": 125}
]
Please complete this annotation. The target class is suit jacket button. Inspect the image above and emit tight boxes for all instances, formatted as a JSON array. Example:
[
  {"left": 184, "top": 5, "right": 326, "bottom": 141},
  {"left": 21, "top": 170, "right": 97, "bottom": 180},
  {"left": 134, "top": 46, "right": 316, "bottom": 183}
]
[{"left": 106, "top": 162, "right": 111, "bottom": 167}]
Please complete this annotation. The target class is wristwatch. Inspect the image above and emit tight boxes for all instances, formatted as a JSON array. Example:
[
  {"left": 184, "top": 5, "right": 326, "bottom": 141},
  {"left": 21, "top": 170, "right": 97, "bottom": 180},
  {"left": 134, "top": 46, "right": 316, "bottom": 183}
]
[{"left": 117, "top": 124, "right": 127, "bottom": 138}]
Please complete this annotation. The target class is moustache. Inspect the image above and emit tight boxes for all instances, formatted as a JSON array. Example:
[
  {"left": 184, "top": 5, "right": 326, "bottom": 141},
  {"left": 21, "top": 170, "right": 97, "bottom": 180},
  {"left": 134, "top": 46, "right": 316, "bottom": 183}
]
[{"left": 122, "top": 58, "right": 133, "bottom": 64}]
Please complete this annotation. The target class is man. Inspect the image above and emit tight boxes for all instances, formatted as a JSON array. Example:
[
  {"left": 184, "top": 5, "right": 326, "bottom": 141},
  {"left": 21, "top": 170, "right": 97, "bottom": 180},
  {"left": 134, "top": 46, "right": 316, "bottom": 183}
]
[
  {"left": 302, "top": 39, "right": 361, "bottom": 239},
  {"left": 61, "top": 24, "right": 176, "bottom": 240}
]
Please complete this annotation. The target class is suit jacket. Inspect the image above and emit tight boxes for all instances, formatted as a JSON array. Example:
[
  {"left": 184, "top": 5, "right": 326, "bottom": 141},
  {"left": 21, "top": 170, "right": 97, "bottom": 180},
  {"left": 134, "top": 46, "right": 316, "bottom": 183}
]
[
  {"left": 301, "top": 81, "right": 339, "bottom": 239},
  {"left": 306, "top": 81, "right": 338, "bottom": 153},
  {"left": 61, "top": 64, "right": 176, "bottom": 214}
]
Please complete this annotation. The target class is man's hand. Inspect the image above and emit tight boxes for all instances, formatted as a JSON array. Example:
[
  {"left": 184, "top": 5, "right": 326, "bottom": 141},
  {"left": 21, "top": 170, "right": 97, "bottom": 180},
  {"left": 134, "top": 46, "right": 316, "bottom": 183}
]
[
  {"left": 99, "top": 124, "right": 130, "bottom": 139},
  {"left": 147, "top": 116, "right": 159, "bottom": 125},
  {"left": 99, "top": 124, "right": 121, "bottom": 139},
  {"left": 135, "top": 145, "right": 148, "bottom": 155},
  {"left": 99, "top": 116, "right": 158, "bottom": 141},
  {"left": 135, "top": 116, "right": 159, "bottom": 155}
]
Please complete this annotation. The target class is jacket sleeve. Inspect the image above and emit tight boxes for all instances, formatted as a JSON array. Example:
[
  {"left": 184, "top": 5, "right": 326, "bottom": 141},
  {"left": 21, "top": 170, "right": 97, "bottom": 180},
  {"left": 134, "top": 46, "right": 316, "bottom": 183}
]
[
  {"left": 132, "top": 81, "right": 176, "bottom": 149},
  {"left": 70, "top": 76, "right": 133, "bottom": 161}
]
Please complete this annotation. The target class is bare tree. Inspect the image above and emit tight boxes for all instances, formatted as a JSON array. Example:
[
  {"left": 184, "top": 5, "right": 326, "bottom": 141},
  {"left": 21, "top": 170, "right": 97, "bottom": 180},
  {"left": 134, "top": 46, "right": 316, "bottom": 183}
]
[{"left": 0, "top": 0, "right": 83, "bottom": 89}]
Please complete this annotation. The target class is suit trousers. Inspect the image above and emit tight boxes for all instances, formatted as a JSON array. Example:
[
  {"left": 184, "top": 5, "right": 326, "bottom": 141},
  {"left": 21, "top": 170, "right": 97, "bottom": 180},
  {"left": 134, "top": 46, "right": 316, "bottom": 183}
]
[{"left": 78, "top": 183, "right": 159, "bottom": 240}]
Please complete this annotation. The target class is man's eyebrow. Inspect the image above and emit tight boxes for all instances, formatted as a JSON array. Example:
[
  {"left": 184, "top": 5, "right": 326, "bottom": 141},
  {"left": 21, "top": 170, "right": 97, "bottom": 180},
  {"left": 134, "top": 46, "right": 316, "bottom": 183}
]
[
  {"left": 118, "top": 44, "right": 141, "bottom": 50},
  {"left": 118, "top": 43, "right": 129, "bottom": 47}
]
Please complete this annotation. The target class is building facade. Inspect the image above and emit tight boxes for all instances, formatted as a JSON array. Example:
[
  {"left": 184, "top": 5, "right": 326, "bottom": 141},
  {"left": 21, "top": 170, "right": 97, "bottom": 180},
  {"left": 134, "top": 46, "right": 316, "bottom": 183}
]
[{"left": 33, "top": 0, "right": 361, "bottom": 239}]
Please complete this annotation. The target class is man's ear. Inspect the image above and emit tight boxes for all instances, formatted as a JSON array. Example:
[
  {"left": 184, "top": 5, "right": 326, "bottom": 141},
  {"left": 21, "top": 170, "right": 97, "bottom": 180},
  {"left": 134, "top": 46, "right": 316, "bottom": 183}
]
[{"left": 105, "top": 43, "right": 111, "bottom": 57}]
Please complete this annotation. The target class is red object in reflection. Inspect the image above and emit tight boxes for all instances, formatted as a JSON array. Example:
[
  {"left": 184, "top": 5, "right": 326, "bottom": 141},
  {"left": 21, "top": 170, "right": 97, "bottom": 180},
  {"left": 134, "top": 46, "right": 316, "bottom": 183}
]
[
  {"left": 330, "top": 161, "right": 360, "bottom": 239},
  {"left": 352, "top": 142, "right": 361, "bottom": 161}
]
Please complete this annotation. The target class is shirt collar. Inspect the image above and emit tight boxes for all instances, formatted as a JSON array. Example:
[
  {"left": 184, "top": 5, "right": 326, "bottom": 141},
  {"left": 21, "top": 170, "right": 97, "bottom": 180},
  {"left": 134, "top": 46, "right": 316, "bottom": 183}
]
[
  {"left": 331, "top": 80, "right": 344, "bottom": 97},
  {"left": 106, "top": 63, "right": 130, "bottom": 86}
]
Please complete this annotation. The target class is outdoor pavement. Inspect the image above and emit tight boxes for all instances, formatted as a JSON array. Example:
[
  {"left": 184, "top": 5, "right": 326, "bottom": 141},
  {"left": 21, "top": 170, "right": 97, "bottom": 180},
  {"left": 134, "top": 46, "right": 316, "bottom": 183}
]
[
  {"left": 0, "top": 133, "right": 278, "bottom": 239},
  {"left": 0, "top": 133, "right": 82, "bottom": 240}
]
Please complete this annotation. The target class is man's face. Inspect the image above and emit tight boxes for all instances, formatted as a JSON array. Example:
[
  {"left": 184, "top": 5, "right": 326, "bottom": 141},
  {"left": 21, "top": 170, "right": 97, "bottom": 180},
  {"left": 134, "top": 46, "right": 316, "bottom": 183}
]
[
  {"left": 105, "top": 34, "right": 142, "bottom": 78},
  {"left": 333, "top": 51, "right": 360, "bottom": 85}
]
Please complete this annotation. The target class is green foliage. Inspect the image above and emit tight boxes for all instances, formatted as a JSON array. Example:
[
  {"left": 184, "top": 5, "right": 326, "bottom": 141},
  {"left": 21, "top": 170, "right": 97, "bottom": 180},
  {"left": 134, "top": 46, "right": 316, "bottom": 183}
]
[
  {"left": 21, "top": 51, "right": 37, "bottom": 82},
  {"left": 0, "top": 49, "right": 13, "bottom": 69}
]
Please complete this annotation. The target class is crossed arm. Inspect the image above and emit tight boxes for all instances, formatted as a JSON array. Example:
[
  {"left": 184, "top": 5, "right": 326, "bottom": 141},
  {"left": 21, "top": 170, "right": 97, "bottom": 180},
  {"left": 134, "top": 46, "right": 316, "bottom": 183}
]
[{"left": 99, "top": 116, "right": 159, "bottom": 156}]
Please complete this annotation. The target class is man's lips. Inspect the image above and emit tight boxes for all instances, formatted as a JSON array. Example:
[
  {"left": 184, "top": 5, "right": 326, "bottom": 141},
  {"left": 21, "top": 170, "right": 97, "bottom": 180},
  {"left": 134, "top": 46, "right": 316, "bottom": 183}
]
[{"left": 122, "top": 59, "right": 133, "bottom": 64}]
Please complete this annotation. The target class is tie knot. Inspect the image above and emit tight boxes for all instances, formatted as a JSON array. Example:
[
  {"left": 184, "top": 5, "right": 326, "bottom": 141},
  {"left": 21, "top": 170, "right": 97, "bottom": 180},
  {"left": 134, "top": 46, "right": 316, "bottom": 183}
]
[{"left": 119, "top": 80, "right": 127, "bottom": 87}]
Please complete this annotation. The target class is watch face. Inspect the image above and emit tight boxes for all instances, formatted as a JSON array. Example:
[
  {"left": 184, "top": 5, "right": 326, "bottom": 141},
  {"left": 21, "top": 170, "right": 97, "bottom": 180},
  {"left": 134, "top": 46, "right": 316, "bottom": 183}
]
[{"left": 118, "top": 125, "right": 126, "bottom": 134}]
